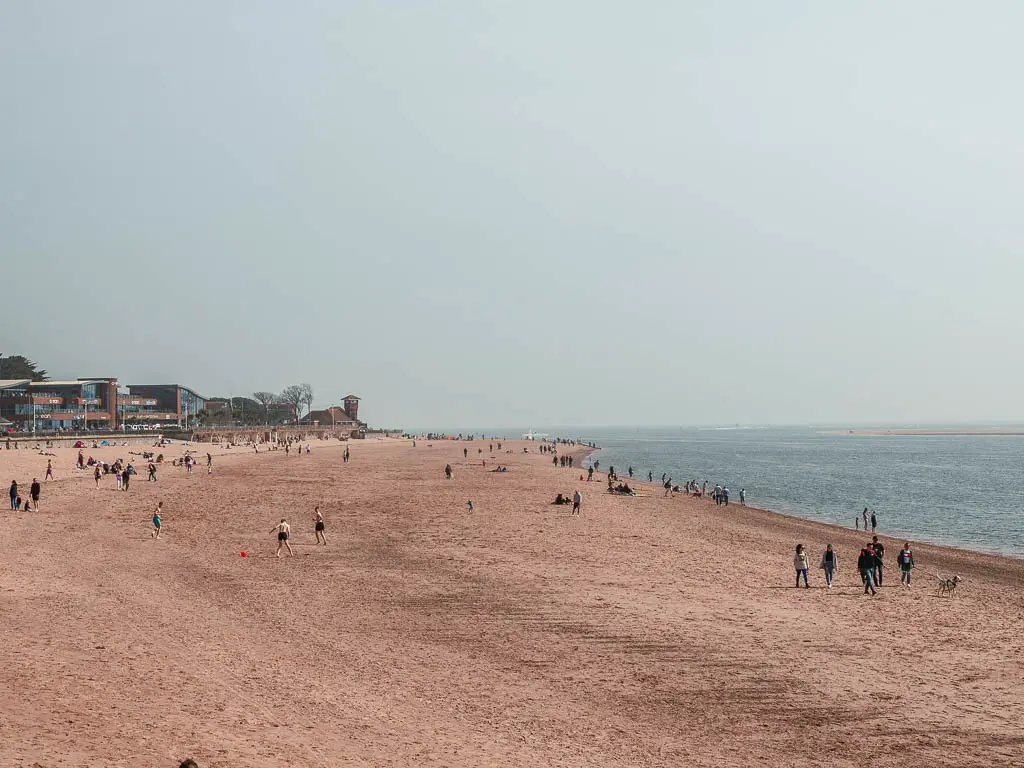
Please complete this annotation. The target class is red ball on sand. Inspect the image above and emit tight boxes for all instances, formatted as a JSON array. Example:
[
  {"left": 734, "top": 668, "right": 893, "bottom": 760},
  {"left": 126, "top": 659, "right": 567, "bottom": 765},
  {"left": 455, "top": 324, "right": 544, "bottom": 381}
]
[{"left": 240, "top": 551, "right": 248, "bottom": 557}]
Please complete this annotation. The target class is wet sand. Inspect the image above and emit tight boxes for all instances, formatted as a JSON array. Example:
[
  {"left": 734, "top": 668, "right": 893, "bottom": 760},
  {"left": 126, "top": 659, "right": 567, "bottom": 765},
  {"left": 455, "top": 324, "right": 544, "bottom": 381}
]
[{"left": 1, "top": 438, "right": 1021, "bottom": 767}]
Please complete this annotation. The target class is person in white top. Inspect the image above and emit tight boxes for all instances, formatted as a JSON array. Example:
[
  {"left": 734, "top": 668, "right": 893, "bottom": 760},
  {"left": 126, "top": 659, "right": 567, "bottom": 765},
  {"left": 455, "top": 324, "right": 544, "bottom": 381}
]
[
  {"left": 793, "top": 543, "right": 810, "bottom": 588},
  {"left": 572, "top": 489, "right": 582, "bottom": 516}
]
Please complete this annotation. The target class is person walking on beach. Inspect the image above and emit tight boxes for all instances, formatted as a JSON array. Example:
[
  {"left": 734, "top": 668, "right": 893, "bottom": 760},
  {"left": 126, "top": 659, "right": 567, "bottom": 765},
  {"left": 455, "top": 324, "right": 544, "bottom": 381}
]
[
  {"left": 664, "top": 478, "right": 672, "bottom": 497},
  {"left": 872, "top": 535, "right": 885, "bottom": 586},
  {"left": 863, "top": 507, "right": 869, "bottom": 529},
  {"left": 587, "top": 466, "right": 593, "bottom": 482},
  {"left": 648, "top": 471, "right": 653, "bottom": 482},
  {"left": 870, "top": 510, "right": 877, "bottom": 533},
  {"left": 572, "top": 489, "right": 582, "bottom": 516},
  {"left": 898, "top": 542, "right": 915, "bottom": 587},
  {"left": 207, "top": 453, "right": 213, "bottom": 474},
  {"left": 94, "top": 465, "right": 102, "bottom": 488},
  {"left": 271, "top": 519, "right": 293, "bottom": 557},
  {"left": 820, "top": 544, "right": 838, "bottom": 587},
  {"left": 9, "top": 480, "right": 17, "bottom": 510},
  {"left": 148, "top": 461, "right": 157, "bottom": 481},
  {"left": 794, "top": 544, "right": 810, "bottom": 588},
  {"left": 855, "top": 515, "right": 860, "bottom": 530},
  {"left": 122, "top": 468, "right": 130, "bottom": 492},
  {"left": 152, "top": 502, "right": 163, "bottom": 539},
  {"left": 467, "top": 500, "right": 474, "bottom": 513},
  {"left": 116, "top": 467, "right": 123, "bottom": 491},
  {"left": 77, "top": 450, "right": 85, "bottom": 470},
  {"left": 463, "top": 447, "right": 468, "bottom": 458},
  {"left": 45, "top": 460, "right": 53, "bottom": 481},
  {"left": 858, "top": 545, "right": 878, "bottom": 596},
  {"left": 30, "top": 478, "right": 41, "bottom": 511},
  {"left": 314, "top": 506, "right": 327, "bottom": 545},
  {"left": 444, "top": 463, "right": 453, "bottom": 480},
  {"left": 740, "top": 488, "right": 745, "bottom": 506}
]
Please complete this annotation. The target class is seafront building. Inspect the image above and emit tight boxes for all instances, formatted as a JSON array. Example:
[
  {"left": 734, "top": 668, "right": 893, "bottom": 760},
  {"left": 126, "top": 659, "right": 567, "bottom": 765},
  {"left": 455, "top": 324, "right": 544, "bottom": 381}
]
[
  {"left": 0, "top": 378, "right": 119, "bottom": 431},
  {"left": 1, "top": 378, "right": 364, "bottom": 434},
  {"left": 0, "top": 379, "right": 205, "bottom": 432},
  {"left": 120, "top": 384, "right": 206, "bottom": 428}
]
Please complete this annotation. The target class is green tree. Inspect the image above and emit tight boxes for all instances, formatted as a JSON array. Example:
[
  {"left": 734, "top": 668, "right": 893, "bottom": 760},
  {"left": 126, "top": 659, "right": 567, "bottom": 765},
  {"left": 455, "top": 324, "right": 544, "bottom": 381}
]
[{"left": 0, "top": 355, "right": 49, "bottom": 381}]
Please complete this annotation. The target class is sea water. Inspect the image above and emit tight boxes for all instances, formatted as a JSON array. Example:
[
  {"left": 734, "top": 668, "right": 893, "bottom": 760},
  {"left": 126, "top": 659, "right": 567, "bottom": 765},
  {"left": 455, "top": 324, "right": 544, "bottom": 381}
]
[{"left": 556, "top": 427, "right": 1024, "bottom": 557}]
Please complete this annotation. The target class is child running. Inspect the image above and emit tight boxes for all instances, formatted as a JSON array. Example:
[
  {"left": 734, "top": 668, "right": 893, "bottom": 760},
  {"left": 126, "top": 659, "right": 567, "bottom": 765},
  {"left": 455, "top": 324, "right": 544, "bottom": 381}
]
[
  {"left": 152, "top": 502, "right": 163, "bottom": 539},
  {"left": 314, "top": 506, "right": 327, "bottom": 545},
  {"left": 271, "top": 519, "right": 294, "bottom": 557}
]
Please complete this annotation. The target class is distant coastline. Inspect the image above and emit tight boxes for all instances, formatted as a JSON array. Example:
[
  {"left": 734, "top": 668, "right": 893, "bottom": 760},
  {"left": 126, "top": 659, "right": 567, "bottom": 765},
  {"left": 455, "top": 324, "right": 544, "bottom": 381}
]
[{"left": 821, "top": 428, "right": 1024, "bottom": 436}]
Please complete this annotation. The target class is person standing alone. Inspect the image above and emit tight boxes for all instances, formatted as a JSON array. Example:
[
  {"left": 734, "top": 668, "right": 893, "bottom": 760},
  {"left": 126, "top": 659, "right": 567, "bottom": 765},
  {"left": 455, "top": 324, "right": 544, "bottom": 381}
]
[
  {"left": 572, "top": 489, "right": 582, "bottom": 516},
  {"left": 30, "top": 478, "right": 41, "bottom": 511}
]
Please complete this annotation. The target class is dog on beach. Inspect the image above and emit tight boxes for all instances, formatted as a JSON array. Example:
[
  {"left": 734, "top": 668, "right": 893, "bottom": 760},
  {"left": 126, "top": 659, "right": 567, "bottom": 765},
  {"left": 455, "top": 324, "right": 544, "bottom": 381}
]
[{"left": 937, "top": 574, "right": 963, "bottom": 597}]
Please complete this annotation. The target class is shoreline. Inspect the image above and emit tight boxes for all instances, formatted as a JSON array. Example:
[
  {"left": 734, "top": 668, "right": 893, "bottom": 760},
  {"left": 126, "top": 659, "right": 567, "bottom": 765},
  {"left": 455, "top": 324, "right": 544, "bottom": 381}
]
[{"left": 575, "top": 441, "right": 1024, "bottom": 561}]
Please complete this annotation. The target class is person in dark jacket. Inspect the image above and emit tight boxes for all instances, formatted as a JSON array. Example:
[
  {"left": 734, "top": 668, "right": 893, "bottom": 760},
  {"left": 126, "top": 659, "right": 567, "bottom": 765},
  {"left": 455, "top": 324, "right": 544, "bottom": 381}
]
[
  {"left": 857, "top": 546, "right": 878, "bottom": 595},
  {"left": 871, "top": 536, "right": 885, "bottom": 586},
  {"left": 30, "top": 478, "right": 41, "bottom": 511},
  {"left": 9, "top": 480, "right": 16, "bottom": 510}
]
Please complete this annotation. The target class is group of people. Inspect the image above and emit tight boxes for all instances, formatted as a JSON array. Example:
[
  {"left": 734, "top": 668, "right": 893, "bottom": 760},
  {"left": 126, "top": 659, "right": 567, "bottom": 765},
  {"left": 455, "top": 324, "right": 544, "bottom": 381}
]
[
  {"left": 552, "top": 454, "right": 575, "bottom": 468},
  {"left": 267, "top": 506, "right": 328, "bottom": 557},
  {"left": 793, "top": 536, "right": 915, "bottom": 594},
  {"left": 857, "top": 506, "right": 878, "bottom": 532},
  {"left": 8, "top": 478, "right": 42, "bottom": 511},
  {"left": 94, "top": 458, "right": 136, "bottom": 490}
]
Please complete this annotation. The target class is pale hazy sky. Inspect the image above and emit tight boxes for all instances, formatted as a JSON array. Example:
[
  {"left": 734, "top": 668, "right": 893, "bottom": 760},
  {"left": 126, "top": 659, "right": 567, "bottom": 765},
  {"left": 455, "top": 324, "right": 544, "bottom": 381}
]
[{"left": 3, "top": 2, "right": 1023, "bottom": 429}]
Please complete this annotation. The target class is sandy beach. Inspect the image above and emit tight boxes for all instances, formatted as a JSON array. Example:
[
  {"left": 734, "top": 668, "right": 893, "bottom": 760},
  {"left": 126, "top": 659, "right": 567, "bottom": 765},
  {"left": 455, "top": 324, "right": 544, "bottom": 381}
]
[{"left": 1, "top": 437, "right": 1021, "bottom": 767}]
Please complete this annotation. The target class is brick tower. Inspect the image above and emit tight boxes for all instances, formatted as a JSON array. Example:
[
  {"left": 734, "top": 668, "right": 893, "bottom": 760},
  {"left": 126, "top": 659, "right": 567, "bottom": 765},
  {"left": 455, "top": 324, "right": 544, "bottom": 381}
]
[{"left": 343, "top": 395, "right": 360, "bottom": 423}]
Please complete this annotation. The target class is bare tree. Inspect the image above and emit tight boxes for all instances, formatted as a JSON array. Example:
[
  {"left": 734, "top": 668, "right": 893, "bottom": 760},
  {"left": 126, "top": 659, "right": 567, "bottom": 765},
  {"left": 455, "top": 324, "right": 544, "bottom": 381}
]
[
  {"left": 251, "top": 391, "right": 278, "bottom": 424},
  {"left": 299, "top": 383, "right": 314, "bottom": 422},
  {"left": 279, "top": 384, "right": 305, "bottom": 424}
]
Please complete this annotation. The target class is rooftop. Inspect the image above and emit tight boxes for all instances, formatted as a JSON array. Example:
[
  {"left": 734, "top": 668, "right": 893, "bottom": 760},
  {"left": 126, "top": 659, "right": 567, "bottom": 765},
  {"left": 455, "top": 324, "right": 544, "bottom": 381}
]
[
  {"left": 30, "top": 379, "right": 108, "bottom": 387},
  {"left": 128, "top": 384, "right": 207, "bottom": 401},
  {"left": 0, "top": 379, "right": 31, "bottom": 390}
]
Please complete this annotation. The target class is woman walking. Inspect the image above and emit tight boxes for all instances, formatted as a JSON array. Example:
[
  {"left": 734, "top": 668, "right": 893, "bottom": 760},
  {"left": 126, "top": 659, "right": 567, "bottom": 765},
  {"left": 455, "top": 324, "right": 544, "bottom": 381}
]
[
  {"left": 794, "top": 543, "right": 810, "bottom": 588},
  {"left": 152, "top": 502, "right": 163, "bottom": 539},
  {"left": 819, "top": 544, "right": 838, "bottom": 587}
]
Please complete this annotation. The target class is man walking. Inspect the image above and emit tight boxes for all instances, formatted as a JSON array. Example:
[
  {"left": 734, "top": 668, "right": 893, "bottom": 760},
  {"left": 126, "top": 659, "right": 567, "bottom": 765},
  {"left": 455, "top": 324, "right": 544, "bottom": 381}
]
[
  {"left": 858, "top": 545, "right": 878, "bottom": 596},
  {"left": 572, "top": 489, "right": 582, "bottom": 516},
  {"left": 871, "top": 535, "right": 885, "bottom": 586}
]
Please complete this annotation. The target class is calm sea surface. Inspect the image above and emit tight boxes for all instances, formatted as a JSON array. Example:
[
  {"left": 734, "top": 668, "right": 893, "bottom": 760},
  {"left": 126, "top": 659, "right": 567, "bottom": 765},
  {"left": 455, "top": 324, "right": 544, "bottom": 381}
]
[{"left": 521, "top": 427, "right": 1024, "bottom": 557}]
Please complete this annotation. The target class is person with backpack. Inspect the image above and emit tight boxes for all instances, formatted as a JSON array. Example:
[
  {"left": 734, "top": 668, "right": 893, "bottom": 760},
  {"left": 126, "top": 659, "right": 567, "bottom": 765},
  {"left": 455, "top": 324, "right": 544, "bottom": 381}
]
[
  {"left": 819, "top": 544, "right": 838, "bottom": 587},
  {"left": 898, "top": 542, "right": 915, "bottom": 587},
  {"left": 793, "top": 543, "right": 810, "bottom": 588},
  {"left": 857, "top": 545, "right": 878, "bottom": 596}
]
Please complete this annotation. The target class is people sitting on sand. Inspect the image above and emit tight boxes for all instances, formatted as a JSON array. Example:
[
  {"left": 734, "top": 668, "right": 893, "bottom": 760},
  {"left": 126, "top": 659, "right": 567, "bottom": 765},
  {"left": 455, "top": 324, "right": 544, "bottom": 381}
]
[{"left": 553, "top": 493, "right": 571, "bottom": 505}]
